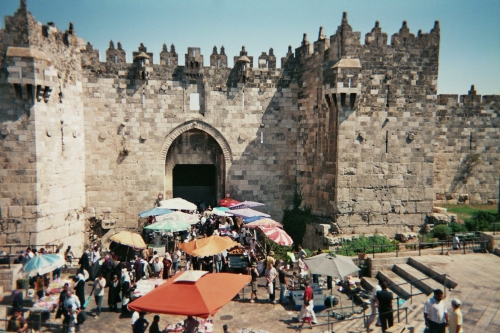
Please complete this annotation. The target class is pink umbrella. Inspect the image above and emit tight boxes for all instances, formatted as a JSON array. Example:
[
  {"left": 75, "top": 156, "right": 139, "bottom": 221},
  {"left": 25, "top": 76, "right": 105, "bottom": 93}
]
[
  {"left": 230, "top": 208, "right": 270, "bottom": 218},
  {"left": 246, "top": 218, "right": 283, "bottom": 229},
  {"left": 259, "top": 226, "right": 293, "bottom": 246}
]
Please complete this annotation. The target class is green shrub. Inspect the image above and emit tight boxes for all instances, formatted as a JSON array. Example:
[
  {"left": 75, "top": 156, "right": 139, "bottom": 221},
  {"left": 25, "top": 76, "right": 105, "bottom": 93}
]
[
  {"left": 336, "top": 235, "right": 397, "bottom": 256},
  {"left": 464, "top": 211, "right": 498, "bottom": 231},
  {"left": 449, "top": 222, "right": 468, "bottom": 233},
  {"left": 431, "top": 225, "right": 452, "bottom": 240}
]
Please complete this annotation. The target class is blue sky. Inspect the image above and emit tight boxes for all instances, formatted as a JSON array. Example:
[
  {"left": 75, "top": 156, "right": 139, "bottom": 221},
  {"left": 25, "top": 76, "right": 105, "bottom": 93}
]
[{"left": 1, "top": 0, "right": 499, "bottom": 95}]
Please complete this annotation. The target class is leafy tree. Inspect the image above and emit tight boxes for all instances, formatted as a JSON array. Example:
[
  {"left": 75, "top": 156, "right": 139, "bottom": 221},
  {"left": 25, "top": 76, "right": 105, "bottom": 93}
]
[
  {"left": 465, "top": 211, "right": 497, "bottom": 231},
  {"left": 431, "top": 224, "right": 452, "bottom": 240}
]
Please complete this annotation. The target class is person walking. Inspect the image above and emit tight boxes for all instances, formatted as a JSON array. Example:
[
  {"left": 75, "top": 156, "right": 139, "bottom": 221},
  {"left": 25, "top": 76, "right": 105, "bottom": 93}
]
[
  {"left": 172, "top": 247, "right": 181, "bottom": 275},
  {"left": 375, "top": 281, "right": 394, "bottom": 332},
  {"left": 424, "top": 289, "right": 449, "bottom": 333},
  {"left": 108, "top": 275, "right": 122, "bottom": 312},
  {"left": 278, "top": 262, "right": 288, "bottom": 304},
  {"left": 302, "top": 281, "right": 318, "bottom": 324},
  {"left": 448, "top": 299, "right": 463, "bottom": 333},
  {"left": 149, "top": 315, "right": 161, "bottom": 333},
  {"left": 366, "top": 281, "right": 382, "bottom": 330},
  {"left": 265, "top": 261, "right": 277, "bottom": 304},
  {"left": 90, "top": 273, "right": 106, "bottom": 318},
  {"left": 65, "top": 246, "right": 75, "bottom": 267},
  {"left": 74, "top": 274, "right": 86, "bottom": 309}
]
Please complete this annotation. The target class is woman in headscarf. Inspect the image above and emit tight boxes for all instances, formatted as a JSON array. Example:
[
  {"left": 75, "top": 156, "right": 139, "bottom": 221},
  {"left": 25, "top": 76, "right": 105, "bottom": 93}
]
[
  {"left": 74, "top": 273, "right": 86, "bottom": 309},
  {"left": 120, "top": 267, "right": 132, "bottom": 314},
  {"left": 101, "top": 255, "right": 113, "bottom": 286},
  {"left": 78, "top": 251, "right": 90, "bottom": 279},
  {"left": 107, "top": 275, "right": 121, "bottom": 312}
]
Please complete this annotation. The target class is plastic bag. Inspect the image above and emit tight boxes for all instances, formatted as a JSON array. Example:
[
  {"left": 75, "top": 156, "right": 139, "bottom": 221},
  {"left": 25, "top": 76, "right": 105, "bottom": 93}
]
[{"left": 267, "top": 282, "right": 273, "bottom": 294}]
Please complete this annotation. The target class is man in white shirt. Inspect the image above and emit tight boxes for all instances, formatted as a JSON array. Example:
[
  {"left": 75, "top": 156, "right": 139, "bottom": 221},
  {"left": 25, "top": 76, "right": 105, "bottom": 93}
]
[
  {"left": 152, "top": 256, "right": 164, "bottom": 278},
  {"left": 366, "top": 281, "right": 382, "bottom": 330},
  {"left": 172, "top": 247, "right": 181, "bottom": 275},
  {"left": 63, "top": 289, "right": 81, "bottom": 311},
  {"left": 90, "top": 273, "right": 106, "bottom": 318},
  {"left": 424, "top": 289, "right": 448, "bottom": 333}
]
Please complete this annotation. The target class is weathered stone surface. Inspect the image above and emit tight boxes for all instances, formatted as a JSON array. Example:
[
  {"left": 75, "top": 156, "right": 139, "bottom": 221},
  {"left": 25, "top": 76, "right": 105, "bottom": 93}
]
[{"left": 0, "top": 5, "right": 498, "bottom": 251}]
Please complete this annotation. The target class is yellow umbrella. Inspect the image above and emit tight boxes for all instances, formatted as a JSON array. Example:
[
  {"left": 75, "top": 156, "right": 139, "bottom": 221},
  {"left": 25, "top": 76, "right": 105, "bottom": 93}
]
[
  {"left": 109, "top": 231, "right": 147, "bottom": 249},
  {"left": 180, "top": 235, "right": 239, "bottom": 257}
]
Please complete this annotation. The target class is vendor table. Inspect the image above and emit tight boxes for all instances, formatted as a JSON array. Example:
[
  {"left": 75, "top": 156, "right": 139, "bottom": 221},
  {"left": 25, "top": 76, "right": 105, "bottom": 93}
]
[
  {"left": 46, "top": 279, "right": 73, "bottom": 295},
  {"left": 132, "top": 278, "right": 166, "bottom": 299}
]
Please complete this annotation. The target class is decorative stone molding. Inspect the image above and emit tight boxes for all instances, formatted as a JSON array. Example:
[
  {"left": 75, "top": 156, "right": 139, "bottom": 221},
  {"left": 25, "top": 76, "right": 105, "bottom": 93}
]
[
  {"left": 158, "top": 120, "right": 232, "bottom": 166},
  {"left": 99, "top": 131, "right": 108, "bottom": 139},
  {"left": 140, "top": 132, "right": 148, "bottom": 140}
]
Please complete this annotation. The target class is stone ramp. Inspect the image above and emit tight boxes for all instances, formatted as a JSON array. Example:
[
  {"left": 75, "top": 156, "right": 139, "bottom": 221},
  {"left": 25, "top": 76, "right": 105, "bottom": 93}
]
[
  {"left": 376, "top": 270, "right": 413, "bottom": 299},
  {"left": 392, "top": 263, "right": 445, "bottom": 296},
  {"left": 408, "top": 257, "right": 458, "bottom": 289}
]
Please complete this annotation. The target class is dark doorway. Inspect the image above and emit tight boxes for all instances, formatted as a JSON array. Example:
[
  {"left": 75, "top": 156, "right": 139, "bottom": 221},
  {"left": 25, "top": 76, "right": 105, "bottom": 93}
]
[{"left": 173, "top": 164, "right": 216, "bottom": 208}]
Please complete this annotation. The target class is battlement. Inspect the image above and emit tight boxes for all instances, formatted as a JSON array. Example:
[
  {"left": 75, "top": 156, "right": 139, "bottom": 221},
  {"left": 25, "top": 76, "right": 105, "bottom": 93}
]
[{"left": 437, "top": 85, "right": 500, "bottom": 114}]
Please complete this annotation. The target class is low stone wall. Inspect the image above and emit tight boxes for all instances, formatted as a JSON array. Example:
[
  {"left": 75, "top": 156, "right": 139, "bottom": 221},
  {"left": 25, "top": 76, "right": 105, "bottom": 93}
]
[{"left": 0, "top": 264, "right": 22, "bottom": 293}]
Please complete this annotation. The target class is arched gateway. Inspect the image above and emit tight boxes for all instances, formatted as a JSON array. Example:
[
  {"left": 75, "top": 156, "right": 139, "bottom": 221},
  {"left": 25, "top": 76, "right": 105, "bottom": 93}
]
[{"left": 159, "top": 121, "right": 232, "bottom": 207}]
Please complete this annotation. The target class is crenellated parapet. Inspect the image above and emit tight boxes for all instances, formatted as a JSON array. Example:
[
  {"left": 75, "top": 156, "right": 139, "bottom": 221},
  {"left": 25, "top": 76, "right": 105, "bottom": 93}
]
[
  {"left": 160, "top": 43, "right": 178, "bottom": 67},
  {"left": 105, "top": 40, "right": 126, "bottom": 63},
  {"left": 209, "top": 45, "right": 227, "bottom": 68}
]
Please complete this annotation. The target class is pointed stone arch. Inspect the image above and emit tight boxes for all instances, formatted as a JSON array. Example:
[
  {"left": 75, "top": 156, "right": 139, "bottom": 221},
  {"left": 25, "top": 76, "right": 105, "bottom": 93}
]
[{"left": 158, "top": 120, "right": 232, "bottom": 167}]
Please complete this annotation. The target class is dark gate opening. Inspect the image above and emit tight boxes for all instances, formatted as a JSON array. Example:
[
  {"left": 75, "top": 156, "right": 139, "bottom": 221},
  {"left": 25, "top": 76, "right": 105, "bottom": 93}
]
[{"left": 173, "top": 164, "right": 216, "bottom": 208}]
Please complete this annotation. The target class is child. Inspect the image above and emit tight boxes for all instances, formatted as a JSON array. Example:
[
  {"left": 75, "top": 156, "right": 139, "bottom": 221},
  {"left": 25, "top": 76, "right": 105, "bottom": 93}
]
[
  {"left": 300, "top": 300, "right": 313, "bottom": 329},
  {"left": 289, "top": 271, "right": 298, "bottom": 290}
]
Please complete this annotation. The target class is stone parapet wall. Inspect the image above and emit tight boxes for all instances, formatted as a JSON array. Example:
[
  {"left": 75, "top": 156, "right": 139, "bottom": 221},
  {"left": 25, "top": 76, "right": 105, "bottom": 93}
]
[{"left": 434, "top": 92, "right": 500, "bottom": 204}]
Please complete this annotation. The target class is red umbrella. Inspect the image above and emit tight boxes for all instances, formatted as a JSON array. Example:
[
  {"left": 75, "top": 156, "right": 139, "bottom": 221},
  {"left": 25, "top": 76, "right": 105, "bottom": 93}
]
[
  {"left": 128, "top": 271, "right": 250, "bottom": 318},
  {"left": 219, "top": 198, "right": 241, "bottom": 207},
  {"left": 259, "top": 226, "right": 294, "bottom": 246}
]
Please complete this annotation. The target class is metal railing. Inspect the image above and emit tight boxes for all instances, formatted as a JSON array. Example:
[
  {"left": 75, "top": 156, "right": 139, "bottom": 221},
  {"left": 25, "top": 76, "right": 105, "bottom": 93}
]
[
  {"left": 0, "top": 244, "right": 59, "bottom": 269},
  {"left": 332, "top": 238, "right": 489, "bottom": 258}
]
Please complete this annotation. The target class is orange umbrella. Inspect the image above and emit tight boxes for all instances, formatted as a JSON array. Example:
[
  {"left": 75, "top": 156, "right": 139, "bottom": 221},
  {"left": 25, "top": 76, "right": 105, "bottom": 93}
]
[
  {"left": 128, "top": 271, "right": 251, "bottom": 318},
  {"left": 180, "top": 235, "right": 238, "bottom": 257}
]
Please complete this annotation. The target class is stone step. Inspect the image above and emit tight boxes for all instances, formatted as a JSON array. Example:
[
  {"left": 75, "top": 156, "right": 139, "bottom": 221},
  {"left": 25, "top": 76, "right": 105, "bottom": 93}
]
[
  {"left": 407, "top": 257, "right": 458, "bottom": 289},
  {"left": 376, "top": 270, "right": 412, "bottom": 299},
  {"left": 392, "top": 263, "right": 445, "bottom": 296}
]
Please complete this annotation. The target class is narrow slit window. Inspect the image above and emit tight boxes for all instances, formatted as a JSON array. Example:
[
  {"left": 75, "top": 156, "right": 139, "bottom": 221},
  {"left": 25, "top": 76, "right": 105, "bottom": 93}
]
[
  {"left": 386, "top": 86, "right": 390, "bottom": 107},
  {"left": 14, "top": 84, "right": 23, "bottom": 99},
  {"left": 349, "top": 93, "right": 356, "bottom": 109},
  {"left": 385, "top": 131, "right": 389, "bottom": 153},
  {"left": 340, "top": 93, "right": 346, "bottom": 107},
  {"left": 469, "top": 132, "right": 473, "bottom": 150}
]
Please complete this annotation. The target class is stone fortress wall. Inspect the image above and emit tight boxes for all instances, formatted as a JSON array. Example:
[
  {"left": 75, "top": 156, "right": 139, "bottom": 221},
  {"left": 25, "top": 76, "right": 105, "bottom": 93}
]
[{"left": 0, "top": 2, "right": 498, "bottom": 252}]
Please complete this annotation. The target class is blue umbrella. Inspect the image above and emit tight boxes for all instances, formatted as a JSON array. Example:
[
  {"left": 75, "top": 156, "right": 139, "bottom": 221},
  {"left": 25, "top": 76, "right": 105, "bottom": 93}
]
[
  {"left": 21, "top": 254, "right": 65, "bottom": 277},
  {"left": 243, "top": 216, "right": 265, "bottom": 223},
  {"left": 138, "top": 207, "right": 173, "bottom": 218}
]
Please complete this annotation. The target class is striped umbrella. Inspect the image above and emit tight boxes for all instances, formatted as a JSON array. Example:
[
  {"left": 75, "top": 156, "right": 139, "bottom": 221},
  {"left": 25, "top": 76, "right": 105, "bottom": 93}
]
[{"left": 259, "top": 226, "right": 293, "bottom": 246}]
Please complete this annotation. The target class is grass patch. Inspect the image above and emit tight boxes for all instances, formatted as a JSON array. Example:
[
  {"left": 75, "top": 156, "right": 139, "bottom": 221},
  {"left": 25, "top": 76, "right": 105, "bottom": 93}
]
[{"left": 442, "top": 204, "right": 497, "bottom": 221}]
